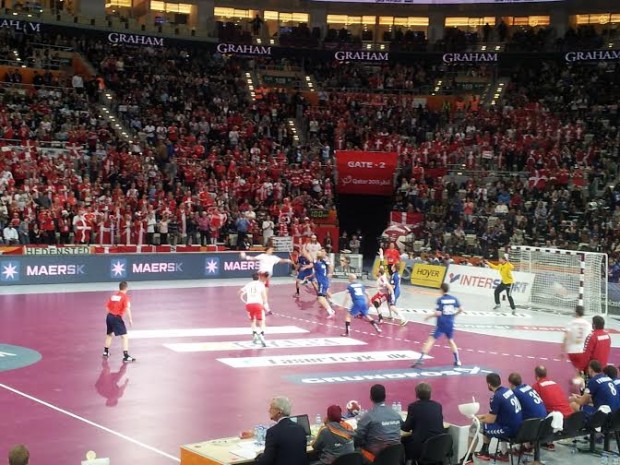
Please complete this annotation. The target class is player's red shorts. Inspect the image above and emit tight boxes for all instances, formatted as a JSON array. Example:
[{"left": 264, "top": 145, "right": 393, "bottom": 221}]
[
  {"left": 246, "top": 303, "right": 264, "bottom": 320},
  {"left": 568, "top": 353, "right": 584, "bottom": 371},
  {"left": 371, "top": 291, "right": 393, "bottom": 306}
]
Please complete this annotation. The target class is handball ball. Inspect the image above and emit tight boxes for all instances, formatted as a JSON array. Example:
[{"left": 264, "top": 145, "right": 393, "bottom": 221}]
[{"left": 346, "top": 400, "right": 360, "bottom": 415}]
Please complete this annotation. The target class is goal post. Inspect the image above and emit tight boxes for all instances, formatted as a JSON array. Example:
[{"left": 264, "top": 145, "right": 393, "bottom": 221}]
[{"left": 509, "top": 246, "right": 608, "bottom": 315}]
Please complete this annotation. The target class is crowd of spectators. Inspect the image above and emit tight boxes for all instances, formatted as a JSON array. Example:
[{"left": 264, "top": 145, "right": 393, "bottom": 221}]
[
  {"left": 0, "top": 24, "right": 618, "bottom": 264},
  {"left": 0, "top": 36, "right": 339, "bottom": 249}
]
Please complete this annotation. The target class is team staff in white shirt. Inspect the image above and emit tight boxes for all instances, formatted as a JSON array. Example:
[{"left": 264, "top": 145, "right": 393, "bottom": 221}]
[{"left": 240, "top": 245, "right": 293, "bottom": 314}]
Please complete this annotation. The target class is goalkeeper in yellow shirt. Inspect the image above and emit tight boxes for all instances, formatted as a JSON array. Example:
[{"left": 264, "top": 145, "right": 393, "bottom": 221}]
[{"left": 484, "top": 254, "right": 516, "bottom": 315}]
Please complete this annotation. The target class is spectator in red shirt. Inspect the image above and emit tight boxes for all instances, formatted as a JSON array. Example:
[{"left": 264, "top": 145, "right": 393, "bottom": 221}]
[
  {"left": 580, "top": 316, "right": 611, "bottom": 373},
  {"left": 531, "top": 365, "right": 572, "bottom": 418},
  {"left": 382, "top": 242, "right": 401, "bottom": 268},
  {"left": 103, "top": 281, "right": 136, "bottom": 363}
]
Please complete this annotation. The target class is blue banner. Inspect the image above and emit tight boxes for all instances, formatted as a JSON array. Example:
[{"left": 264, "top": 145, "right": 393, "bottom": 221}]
[{"left": 0, "top": 252, "right": 290, "bottom": 286}]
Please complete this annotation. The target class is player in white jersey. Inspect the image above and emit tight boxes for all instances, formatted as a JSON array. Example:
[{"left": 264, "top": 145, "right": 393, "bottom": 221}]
[
  {"left": 369, "top": 267, "right": 407, "bottom": 326},
  {"left": 303, "top": 234, "right": 322, "bottom": 260},
  {"left": 240, "top": 245, "right": 293, "bottom": 314},
  {"left": 238, "top": 273, "right": 268, "bottom": 346},
  {"left": 563, "top": 305, "right": 591, "bottom": 386}
]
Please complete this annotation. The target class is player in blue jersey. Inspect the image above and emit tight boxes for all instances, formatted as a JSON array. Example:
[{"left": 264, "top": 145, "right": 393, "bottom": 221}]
[
  {"left": 464, "top": 373, "right": 523, "bottom": 464},
  {"left": 303, "top": 248, "right": 335, "bottom": 318},
  {"left": 570, "top": 359, "right": 620, "bottom": 419},
  {"left": 411, "top": 283, "right": 463, "bottom": 368},
  {"left": 293, "top": 252, "right": 315, "bottom": 298},
  {"left": 388, "top": 263, "right": 407, "bottom": 325},
  {"left": 342, "top": 274, "right": 382, "bottom": 336},
  {"left": 508, "top": 373, "right": 547, "bottom": 420}
]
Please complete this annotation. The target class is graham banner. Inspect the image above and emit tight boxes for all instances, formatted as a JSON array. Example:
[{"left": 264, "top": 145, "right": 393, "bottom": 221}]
[{"left": 335, "top": 151, "right": 397, "bottom": 196}]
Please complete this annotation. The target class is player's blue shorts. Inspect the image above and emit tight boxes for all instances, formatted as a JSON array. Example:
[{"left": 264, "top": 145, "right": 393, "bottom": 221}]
[
  {"left": 297, "top": 269, "right": 313, "bottom": 281},
  {"left": 484, "top": 423, "right": 514, "bottom": 439},
  {"left": 432, "top": 324, "right": 454, "bottom": 340},
  {"left": 350, "top": 301, "right": 369, "bottom": 318},
  {"left": 582, "top": 405, "right": 596, "bottom": 420},
  {"left": 393, "top": 289, "right": 400, "bottom": 304},
  {"left": 106, "top": 313, "right": 127, "bottom": 336},
  {"left": 317, "top": 280, "right": 330, "bottom": 297}
]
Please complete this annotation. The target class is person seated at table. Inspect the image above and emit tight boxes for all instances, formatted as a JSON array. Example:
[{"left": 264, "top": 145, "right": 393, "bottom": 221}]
[
  {"left": 311, "top": 404, "right": 355, "bottom": 464},
  {"left": 401, "top": 382, "right": 444, "bottom": 463},
  {"left": 256, "top": 396, "right": 308, "bottom": 465},
  {"left": 355, "top": 384, "right": 403, "bottom": 462}
]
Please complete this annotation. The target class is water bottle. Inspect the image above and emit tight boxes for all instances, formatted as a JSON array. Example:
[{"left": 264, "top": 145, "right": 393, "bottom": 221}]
[
  {"left": 315, "top": 413, "right": 322, "bottom": 427},
  {"left": 259, "top": 426, "right": 266, "bottom": 445},
  {"left": 391, "top": 401, "right": 397, "bottom": 411},
  {"left": 396, "top": 401, "right": 402, "bottom": 413},
  {"left": 254, "top": 425, "right": 261, "bottom": 445}
]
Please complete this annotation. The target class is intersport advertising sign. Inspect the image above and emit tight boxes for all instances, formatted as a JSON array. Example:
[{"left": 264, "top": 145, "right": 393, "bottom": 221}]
[
  {"left": 442, "top": 264, "right": 534, "bottom": 305},
  {"left": 335, "top": 151, "right": 397, "bottom": 196}
]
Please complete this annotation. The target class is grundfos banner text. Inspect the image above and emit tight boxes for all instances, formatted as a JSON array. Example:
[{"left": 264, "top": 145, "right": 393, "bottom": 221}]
[
  {"left": 335, "top": 151, "right": 397, "bottom": 196},
  {"left": 0, "top": 252, "right": 290, "bottom": 286}
]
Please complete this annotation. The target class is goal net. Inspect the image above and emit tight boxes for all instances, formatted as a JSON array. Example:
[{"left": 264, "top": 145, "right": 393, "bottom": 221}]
[{"left": 509, "top": 246, "right": 608, "bottom": 315}]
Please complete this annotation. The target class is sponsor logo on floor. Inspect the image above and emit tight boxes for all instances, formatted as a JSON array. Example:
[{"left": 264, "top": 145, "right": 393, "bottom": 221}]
[
  {"left": 285, "top": 366, "right": 494, "bottom": 384},
  {"left": 165, "top": 337, "right": 366, "bottom": 352},
  {"left": 217, "top": 350, "right": 421, "bottom": 368},
  {"left": 0, "top": 344, "right": 42, "bottom": 372}
]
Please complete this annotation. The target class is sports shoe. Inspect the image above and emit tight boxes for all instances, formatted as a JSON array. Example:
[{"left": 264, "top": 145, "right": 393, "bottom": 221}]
[
  {"left": 252, "top": 333, "right": 259, "bottom": 344},
  {"left": 122, "top": 355, "right": 136, "bottom": 363},
  {"left": 265, "top": 310, "right": 273, "bottom": 316},
  {"left": 341, "top": 333, "right": 350, "bottom": 337},
  {"left": 102, "top": 351, "right": 110, "bottom": 358},
  {"left": 474, "top": 451, "right": 492, "bottom": 461},
  {"left": 326, "top": 311, "right": 335, "bottom": 319},
  {"left": 543, "top": 442, "right": 555, "bottom": 451},
  {"left": 258, "top": 335, "right": 267, "bottom": 348},
  {"left": 493, "top": 452, "right": 510, "bottom": 462},
  {"left": 411, "top": 360, "right": 424, "bottom": 368},
  {"left": 293, "top": 293, "right": 300, "bottom": 298},
  {"left": 373, "top": 324, "right": 382, "bottom": 334},
  {"left": 493, "top": 304, "right": 501, "bottom": 310},
  {"left": 462, "top": 458, "right": 474, "bottom": 465},
  {"left": 454, "top": 360, "right": 462, "bottom": 367},
  {"left": 399, "top": 319, "right": 408, "bottom": 327},
  {"left": 512, "top": 310, "right": 517, "bottom": 316}
]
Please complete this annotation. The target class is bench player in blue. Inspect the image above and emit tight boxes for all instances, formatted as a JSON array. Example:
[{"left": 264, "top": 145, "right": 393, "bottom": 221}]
[
  {"left": 411, "top": 282, "right": 463, "bottom": 368},
  {"left": 342, "top": 274, "right": 382, "bottom": 336},
  {"left": 464, "top": 373, "right": 523, "bottom": 464}
]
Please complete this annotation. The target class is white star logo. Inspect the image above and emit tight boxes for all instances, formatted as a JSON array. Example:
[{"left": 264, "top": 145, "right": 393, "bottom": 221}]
[
  {"left": 2, "top": 262, "right": 18, "bottom": 280},
  {"left": 205, "top": 259, "right": 219, "bottom": 274},
  {"left": 111, "top": 260, "right": 126, "bottom": 277}
]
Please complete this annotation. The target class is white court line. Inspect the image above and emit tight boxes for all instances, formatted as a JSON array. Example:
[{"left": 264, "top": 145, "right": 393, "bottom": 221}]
[
  {"left": 131, "top": 326, "right": 308, "bottom": 339},
  {"left": 0, "top": 383, "right": 180, "bottom": 463}
]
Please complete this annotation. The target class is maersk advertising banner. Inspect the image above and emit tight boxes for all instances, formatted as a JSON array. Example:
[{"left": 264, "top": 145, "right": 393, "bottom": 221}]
[{"left": 0, "top": 253, "right": 290, "bottom": 286}]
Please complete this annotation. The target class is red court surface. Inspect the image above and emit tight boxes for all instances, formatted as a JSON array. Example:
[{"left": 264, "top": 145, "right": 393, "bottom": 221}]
[{"left": 0, "top": 280, "right": 616, "bottom": 464}]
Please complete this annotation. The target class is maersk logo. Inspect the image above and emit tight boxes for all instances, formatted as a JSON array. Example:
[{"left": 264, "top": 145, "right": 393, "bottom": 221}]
[
  {"left": 1, "top": 261, "right": 20, "bottom": 282},
  {"left": 110, "top": 259, "right": 127, "bottom": 278},
  {"left": 205, "top": 258, "right": 220, "bottom": 276},
  {"left": 26, "top": 264, "right": 85, "bottom": 276},
  {"left": 224, "top": 260, "right": 258, "bottom": 271},
  {"left": 132, "top": 262, "right": 183, "bottom": 273}
]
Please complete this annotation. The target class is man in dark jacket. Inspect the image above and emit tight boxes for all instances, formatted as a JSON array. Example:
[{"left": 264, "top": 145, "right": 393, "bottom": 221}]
[
  {"left": 256, "top": 396, "right": 308, "bottom": 465},
  {"left": 402, "top": 382, "right": 445, "bottom": 462}
]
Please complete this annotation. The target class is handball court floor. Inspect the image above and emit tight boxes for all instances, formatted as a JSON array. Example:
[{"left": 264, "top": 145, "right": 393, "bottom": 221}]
[{"left": 1, "top": 278, "right": 620, "bottom": 465}]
